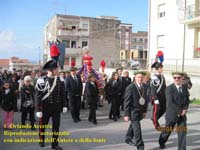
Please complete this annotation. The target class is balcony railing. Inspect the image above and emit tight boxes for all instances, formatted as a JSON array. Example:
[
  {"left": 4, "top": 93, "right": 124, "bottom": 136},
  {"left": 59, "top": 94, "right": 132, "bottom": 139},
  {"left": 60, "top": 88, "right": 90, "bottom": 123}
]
[
  {"left": 58, "top": 29, "right": 89, "bottom": 37},
  {"left": 178, "top": 4, "right": 200, "bottom": 24}
]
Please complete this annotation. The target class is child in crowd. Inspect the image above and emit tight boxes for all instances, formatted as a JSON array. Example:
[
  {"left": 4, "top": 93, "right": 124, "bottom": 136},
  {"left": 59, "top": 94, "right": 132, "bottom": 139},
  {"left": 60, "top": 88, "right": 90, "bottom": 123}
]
[{"left": 0, "top": 81, "right": 17, "bottom": 129}]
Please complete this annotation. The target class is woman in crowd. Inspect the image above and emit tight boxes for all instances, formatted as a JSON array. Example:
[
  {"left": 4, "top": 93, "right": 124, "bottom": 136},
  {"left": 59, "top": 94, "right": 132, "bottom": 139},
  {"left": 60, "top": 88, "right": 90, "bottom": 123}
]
[
  {"left": 105, "top": 72, "right": 121, "bottom": 121},
  {"left": 20, "top": 75, "right": 36, "bottom": 130},
  {"left": 0, "top": 81, "right": 17, "bottom": 129}
]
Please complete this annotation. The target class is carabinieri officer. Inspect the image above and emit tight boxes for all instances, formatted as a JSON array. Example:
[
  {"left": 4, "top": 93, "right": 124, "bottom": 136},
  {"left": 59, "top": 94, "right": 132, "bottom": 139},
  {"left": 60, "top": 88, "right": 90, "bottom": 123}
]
[{"left": 35, "top": 60, "right": 67, "bottom": 150}]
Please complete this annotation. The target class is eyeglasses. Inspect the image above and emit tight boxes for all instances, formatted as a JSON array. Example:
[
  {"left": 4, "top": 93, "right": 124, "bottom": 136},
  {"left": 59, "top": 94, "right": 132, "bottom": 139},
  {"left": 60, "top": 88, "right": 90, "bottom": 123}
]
[{"left": 173, "top": 76, "right": 181, "bottom": 80}]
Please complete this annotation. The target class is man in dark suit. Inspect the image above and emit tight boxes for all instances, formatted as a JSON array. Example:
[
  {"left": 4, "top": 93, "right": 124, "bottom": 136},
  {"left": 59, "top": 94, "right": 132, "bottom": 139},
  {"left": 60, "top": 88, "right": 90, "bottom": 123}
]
[
  {"left": 159, "top": 72, "right": 190, "bottom": 149},
  {"left": 85, "top": 74, "right": 99, "bottom": 125},
  {"left": 66, "top": 67, "right": 83, "bottom": 123},
  {"left": 124, "top": 71, "right": 148, "bottom": 150},
  {"left": 116, "top": 68, "right": 124, "bottom": 117}
]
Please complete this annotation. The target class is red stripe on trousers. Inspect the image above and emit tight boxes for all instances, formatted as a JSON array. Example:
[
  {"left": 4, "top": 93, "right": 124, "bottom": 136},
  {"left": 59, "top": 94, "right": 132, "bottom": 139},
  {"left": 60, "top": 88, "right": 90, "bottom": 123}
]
[{"left": 153, "top": 104, "right": 158, "bottom": 128}]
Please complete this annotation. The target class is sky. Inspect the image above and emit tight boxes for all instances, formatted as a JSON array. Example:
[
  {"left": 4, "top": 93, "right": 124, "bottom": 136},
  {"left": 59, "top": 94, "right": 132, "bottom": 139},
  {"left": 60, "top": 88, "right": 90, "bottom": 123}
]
[{"left": 0, "top": 0, "right": 148, "bottom": 61}]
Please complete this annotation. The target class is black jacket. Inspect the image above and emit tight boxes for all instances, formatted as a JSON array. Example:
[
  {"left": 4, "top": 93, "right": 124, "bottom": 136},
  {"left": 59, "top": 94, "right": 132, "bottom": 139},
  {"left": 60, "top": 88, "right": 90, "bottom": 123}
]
[
  {"left": 20, "top": 85, "right": 35, "bottom": 110},
  {"left": 122, "top": 77, "right": 131, "bottom": 96},
  {"left": 165, "top": 84, "right": 190, "bottom": 122},
  {"left": 0, "top": 88, "right": 16, "bottom": 111},
  {"left": 105, "top": 79, "right": 122, "bottom": 101},
  {"left": 85, "top": 81, "right": 99, "bottom": 104},
  {"left": 124, "top": 83, "right": 148, "bottom": 121},
  {"left": 36, "top": 76, "right": 67, "bottom": 112},
  {"left": 151, "top": 74, "right": 166, "bottom": 102},
  {"left": 66, "top": 75, "right": 83, "bottom": 96}
]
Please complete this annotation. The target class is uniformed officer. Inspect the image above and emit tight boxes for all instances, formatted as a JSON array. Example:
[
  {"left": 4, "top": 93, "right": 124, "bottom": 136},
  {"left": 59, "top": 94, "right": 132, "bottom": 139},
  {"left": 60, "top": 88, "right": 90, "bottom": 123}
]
[
  {"left": 124, "top": 71, "right": 148, "bottom": 150},
  {"left": 151, "top": 62, "right": 166, "bottom": 129},
  {"left": 66, "top": 67, "right": 83, "bottom": 123},
  {"left": 35, "top": 60, "right": 67, "bottom": 150},
  {"left": 159, "top": 72, "right": 189, "bottom": 149}
]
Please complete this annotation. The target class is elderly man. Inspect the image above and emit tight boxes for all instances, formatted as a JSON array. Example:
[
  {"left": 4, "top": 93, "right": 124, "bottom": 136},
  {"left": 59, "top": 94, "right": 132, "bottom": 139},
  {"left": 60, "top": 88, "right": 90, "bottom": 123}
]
[
  {"left": 124, "top": 71, "right": 148, "bottom": 150},
  {"left": 158, "top": 72, "right": 189, "bottom": 149}
]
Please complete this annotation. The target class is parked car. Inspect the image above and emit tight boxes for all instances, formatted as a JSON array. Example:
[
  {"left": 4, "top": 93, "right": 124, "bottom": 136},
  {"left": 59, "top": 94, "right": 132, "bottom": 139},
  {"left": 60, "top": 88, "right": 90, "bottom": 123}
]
[{"left": 127, "top": 60, "right": 140, "bottom": 70}]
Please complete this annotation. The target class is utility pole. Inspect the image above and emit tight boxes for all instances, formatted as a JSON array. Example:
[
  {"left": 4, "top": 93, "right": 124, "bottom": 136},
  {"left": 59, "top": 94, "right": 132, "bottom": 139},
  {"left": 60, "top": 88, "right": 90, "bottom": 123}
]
[{"left": 182, "top": 0, "right": 187, "bottom": 72}]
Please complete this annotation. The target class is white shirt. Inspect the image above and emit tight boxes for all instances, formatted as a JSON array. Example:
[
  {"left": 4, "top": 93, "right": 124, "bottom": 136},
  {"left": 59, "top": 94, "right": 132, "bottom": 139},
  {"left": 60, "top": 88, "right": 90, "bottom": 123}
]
[{"left": 175, "top": 84, "right": 182, "bottom": 93}]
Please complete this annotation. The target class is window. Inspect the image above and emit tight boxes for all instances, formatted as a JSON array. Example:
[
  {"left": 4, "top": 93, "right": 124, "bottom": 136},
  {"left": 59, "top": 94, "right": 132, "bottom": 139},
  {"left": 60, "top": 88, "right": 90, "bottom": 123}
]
[
  {"left": 139, "top": 46, "right": 143, "bottom": 49},
  {"left": 132, "top": 45, "right": 136, "bottom": 49},
  {"left": 82, "top": 23, "right": 88, "bottom": 31},
  {"left": 133, "top": 38, "right": 137, "bottom": 42},
  {"left": 62, "top": 40, "right": 70, "bottom": 48},
  {"left": 157, "top": 35, "right": 165, "bottom": 48},
  {"left": 139, "top": 38, "right": 143, "bottom": 42},
  {"left": 131, "top": 52, "right": 134, "bottom": 59},
  {"left": 158, "top": 4, "right": 166, "bottom": 18},
  {"left": 82, "top": 41, "right": 88, "bottom": 48},
  {"left": 71, "top": 41, "right": 76, "bottom": 48},
  {"left": 72, "top": 26, "right": 76, "bottom": 30},
  {"left": 145, "top": 39, "right": 148, "bottom": 43}
]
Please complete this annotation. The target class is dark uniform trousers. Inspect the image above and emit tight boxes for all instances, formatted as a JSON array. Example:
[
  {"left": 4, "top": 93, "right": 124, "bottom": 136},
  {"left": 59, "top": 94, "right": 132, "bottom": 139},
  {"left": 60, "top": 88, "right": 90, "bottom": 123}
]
[
  {"left": 152, "top": 96, "right": 166, "bottom": 128},
  {"left": 126, "top": 123, "right": 134, "bottom": 140},
  {"left": 69, "top": 95, "right": 81, "bottom": 121},
  {"left": 109, "top": 96, "right": 119, "bottom": 119},
  {"left": 159, "top": 116, "right": 187, "bottom": 150},
  {"left": 88, "top": 103, "right": 97, "bottom": 121},
  {"left": 39, "top": 104, "right": 61, "bottom": 147},
  {"left": 130, "top": 120, "right": 144, "bottom": 150}
]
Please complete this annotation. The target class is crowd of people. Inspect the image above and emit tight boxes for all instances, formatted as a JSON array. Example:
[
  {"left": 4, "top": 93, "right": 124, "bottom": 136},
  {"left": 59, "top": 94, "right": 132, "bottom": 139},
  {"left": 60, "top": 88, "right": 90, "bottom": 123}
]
[{"left": 0, "top": 59, "right": 193, "bottom": 150}]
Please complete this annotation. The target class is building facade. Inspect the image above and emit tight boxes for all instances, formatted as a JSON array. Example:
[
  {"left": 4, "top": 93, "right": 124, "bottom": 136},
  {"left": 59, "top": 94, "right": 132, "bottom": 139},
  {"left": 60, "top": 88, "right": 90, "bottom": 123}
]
[
  {"left": 120, "top": 31, "right": 148, "bottom": 69},
  {"left": 148, "top": 0, "right": 200, "bottom": 73},
  {"left": 43, "top": 14, "right": 121, "bottom": 69},
  {"left": 0, "top": 57, "right": 40, "bottom": 71}
]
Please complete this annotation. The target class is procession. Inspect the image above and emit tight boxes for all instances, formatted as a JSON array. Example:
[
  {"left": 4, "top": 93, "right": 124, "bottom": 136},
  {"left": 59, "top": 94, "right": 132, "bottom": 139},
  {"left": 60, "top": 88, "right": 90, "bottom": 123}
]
[
  {"left": 1, "top": 0, "right": 200, "bottom": 150},
  {"left": 0, "top": 47, "right": 196, "bottom": 150}
]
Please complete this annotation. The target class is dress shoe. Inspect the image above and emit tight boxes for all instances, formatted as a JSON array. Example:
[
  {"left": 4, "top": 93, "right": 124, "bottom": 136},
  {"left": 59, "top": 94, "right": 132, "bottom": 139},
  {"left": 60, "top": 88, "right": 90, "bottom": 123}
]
[
  {"left": 113, "top": 118, "right": 118, "bottom": 122},
  {"left": 39, "top": 142, "right": 45, "bottom": 147},
  {"left": 77, "top": 118, "right": 82, "bottom": 121},
  {"left": 31, "top": 127, "right": 36, "bottom": 131},
  {"left": 88, "top": 118, "right": 92, "bottom": 122},
  {"left": 125, "top": 139, "right": 135, "bottom": 146},
  {"left": 159, "top": 139, "right": 165, "bottom": 149},
  {"left": 73, "top": 119, "right": 78, "bottom": 123},
  {"left": 109, "top": 116, "right": 113, "bottom": 120},
  {"left": 52, "top": 145, "right": 63, "bottom": 150},
  {"left": 93, "top": 120, "right": 97, "bottom": 125}
]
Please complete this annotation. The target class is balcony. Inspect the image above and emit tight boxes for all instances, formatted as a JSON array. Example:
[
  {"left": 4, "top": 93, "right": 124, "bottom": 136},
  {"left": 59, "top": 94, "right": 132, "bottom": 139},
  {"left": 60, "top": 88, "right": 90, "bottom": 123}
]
[
  {"left": 178, "top": 4, "right": 200, "bottom": 26},
  {"left": 65, "top": 48, "right": 83, "bottom": 56},
  {"left": 58, "top": 29, "right": 89, "bottom": 37}
]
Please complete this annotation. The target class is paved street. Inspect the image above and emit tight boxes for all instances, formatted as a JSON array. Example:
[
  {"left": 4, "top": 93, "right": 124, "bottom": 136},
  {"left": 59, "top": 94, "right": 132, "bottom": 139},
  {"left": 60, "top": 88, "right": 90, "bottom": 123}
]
[{"left": 1, "top": 103, "right": 200, "bottom": 150}]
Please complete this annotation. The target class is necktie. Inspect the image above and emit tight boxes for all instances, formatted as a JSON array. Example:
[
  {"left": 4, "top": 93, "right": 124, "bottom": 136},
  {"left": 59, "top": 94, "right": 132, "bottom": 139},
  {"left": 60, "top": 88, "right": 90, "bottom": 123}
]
[
  {"left": 178, "top": 87, "right": 182, "bottom": 93},
  {"left": 74, "top": 76, "right": 78, "bottom": 85}
]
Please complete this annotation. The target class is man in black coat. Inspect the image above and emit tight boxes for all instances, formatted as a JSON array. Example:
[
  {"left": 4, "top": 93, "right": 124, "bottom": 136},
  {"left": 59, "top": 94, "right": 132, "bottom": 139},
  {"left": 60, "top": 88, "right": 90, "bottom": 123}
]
[
  {"left": 35, "top": 60, "right": 67, "bottom": 150},
  {"left": 158, "top": 72, "right": 189, "bottom": 149},
  {"left": 66, "top": 67, "right": 83, "bottom": 123},
  {"left": 116, "top": 68, "right": 124, "bottom": 117},
  {"left": 124, "top": 71, "right": 148, "bottom": 150},
  {"left": 85, "top": 74, "right": 99, "bottom": 125}
]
